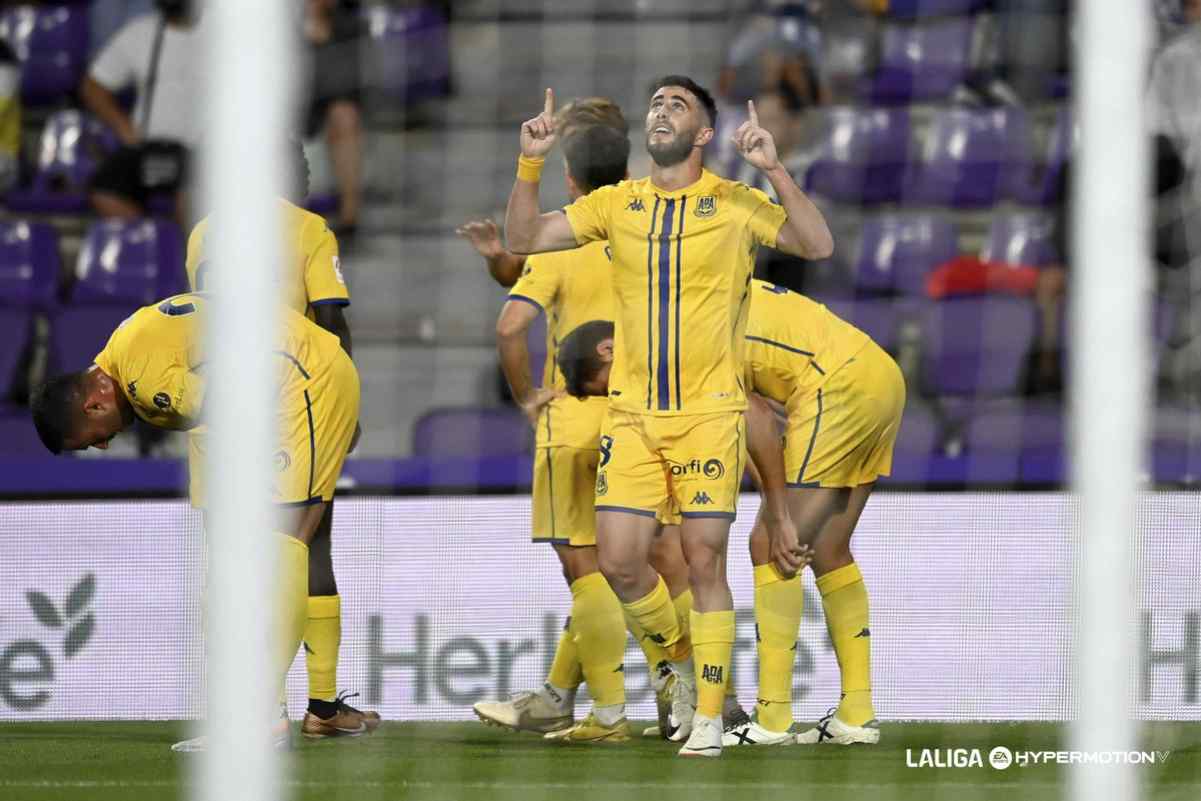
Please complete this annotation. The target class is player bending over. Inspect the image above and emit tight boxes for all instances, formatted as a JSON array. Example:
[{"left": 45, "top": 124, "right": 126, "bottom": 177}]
[
  {"left": 184, "top": 138, "right": 377, "bottom": 741},
  {"left": 30, "top": 293, "right": 362, "bottom": 749},
  {"left": 505, "top": 77, "right": 833, "bottom": 757}
]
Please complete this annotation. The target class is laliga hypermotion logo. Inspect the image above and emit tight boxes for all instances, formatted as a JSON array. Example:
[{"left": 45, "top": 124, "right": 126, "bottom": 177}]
[
  {"left": 1, "top": 574, "right": 97, "bottom": 710},
  {"left": 906, "top": 746, "right": 1172, "bottom": 770}
]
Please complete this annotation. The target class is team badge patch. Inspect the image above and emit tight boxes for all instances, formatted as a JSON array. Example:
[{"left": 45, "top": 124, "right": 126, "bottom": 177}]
[
  {"left": 694, "top": 195, "right": 717, "bottom": 218},
  {"left": 153, "top": 392, "right": 172, "bottom": 410},
  {"left": 126, "top": 381, "right": 138, "bottom": 398},
  {"left": 596, "top": 471, "right": 608, "bottom": 497}
]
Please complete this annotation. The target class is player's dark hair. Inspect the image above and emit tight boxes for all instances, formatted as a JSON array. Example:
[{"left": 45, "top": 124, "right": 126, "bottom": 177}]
[
  {"left": 30, "top": 371, "right": 87, "bottom": 455},
  {"left": 557, "top": 320, "right": 615, "bottom": 397},
  {"left": 650, "top": 74, "right": 717, "bottom": 129},
  {"left": 562, "top": 125, "right": 630, "bottom": 193}
]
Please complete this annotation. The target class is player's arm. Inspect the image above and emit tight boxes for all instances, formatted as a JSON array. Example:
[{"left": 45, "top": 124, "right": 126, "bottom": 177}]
[
  {"left": 733, "top": 100, "right": 833, "bottom": 260},
  {"left": 456, "top": 218, "right": 527, "bottom": 288},
  {"left": 745, "top": 391, "right": 804, "bottom": 577},
  {"left": 79, "top": 75, "right": 139, "bottom": 146},
  {"left": 496, "top": 299, "right": 559, "bottom": 428},
  {"left": 505, "top": 88, "right": 584, "bottom": 255},
  {"left": 312, "top": 303, "right": 353, "bottom": 357}
]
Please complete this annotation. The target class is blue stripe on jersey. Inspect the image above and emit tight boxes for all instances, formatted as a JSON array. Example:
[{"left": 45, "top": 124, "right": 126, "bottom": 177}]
[
  {"left": 744, "top": 334, "right": 816, "bottom": 357},
  {"left": 656, "top": 199, "right": 676, "bottom": 411},
  {"left": 645, "top": 196, "right": 662, "bottom": 410},
  {"left": 674, "top": 196, "right": 686, "bottom": 410}
]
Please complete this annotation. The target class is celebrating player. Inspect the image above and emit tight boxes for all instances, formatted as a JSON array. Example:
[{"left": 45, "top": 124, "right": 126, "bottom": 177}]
[
  {"left": 505, "top": 77, "right": 833, "bottom": 757},
  {"left": 185, "top": 138, "right": 377, "bottom": 739},
  {"left": 30, "top": 293, "right": 361, "bottom": 747},
  {"left": 465, "top": 99, "right": 720, "bottom": 742}
]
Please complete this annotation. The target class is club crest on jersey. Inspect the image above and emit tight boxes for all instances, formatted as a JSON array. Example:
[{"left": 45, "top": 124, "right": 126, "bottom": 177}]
[
  {"left": 694, "top": 195, "right": 717, "bottom": 218},
  {"left": 274, "top": 450, "right": 291, "bottom": 472},
  {"left": 625, "top": 197, "right": 646, "bottom": 212},
  {"left": 596, "top": 471, "right": 608, "bottom": 497},
  {"left": 153, "top": 392, "right": 171, "bottom": 410}
]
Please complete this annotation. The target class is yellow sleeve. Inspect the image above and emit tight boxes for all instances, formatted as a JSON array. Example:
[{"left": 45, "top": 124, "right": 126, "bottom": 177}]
[
  {"left": 184, "top": 221, "right": 207, "bottom": 291},
  {"left": 738, "top": 184, "right": 788, "bottom": 248},
  {"left": 562, "top": 184, "right": 615, "bottom": 245},
  {"left": 303, "top": 223, "right": 350, "bottom": 307},
  {"left": 507, "top": 253, "right": 559, "bottom": 313},
  {"left": 136, "top": 363, "right": 205, "bottom": 430}
]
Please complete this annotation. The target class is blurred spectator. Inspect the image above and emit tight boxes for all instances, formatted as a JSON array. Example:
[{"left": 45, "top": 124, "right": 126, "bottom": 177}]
[
  {"left": 1149, "top": 0, "right": 1201, "bottom": 173},
  {"left": 89, "top": 0, "right": 157, "bottom": 57},
  {"left": 0, "top": 38, "right": 18, "bottom": 193},
  {"left": 718, "top": 1, "right": 827, "bottom": 113},
  {"left": 303, "top": 0, "right": 364, "bottom": 239},
  {"left": 79, "top": 0, "right": 202, "bottom": 225}
]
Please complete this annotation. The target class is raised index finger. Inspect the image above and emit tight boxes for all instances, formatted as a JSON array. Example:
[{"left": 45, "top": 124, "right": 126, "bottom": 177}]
[
  {"left": 747, "top": 99, "right": 759, "bottom": 127},
  {"left": 544, "top": 87, "right": 555, "bottom": 118}
]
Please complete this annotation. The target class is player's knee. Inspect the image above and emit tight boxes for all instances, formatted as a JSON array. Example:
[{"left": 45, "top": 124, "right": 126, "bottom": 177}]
[
  {"left": 684, "top": 546, "right": 725, "bottom": 589},
  {"left": 812, "top": 541, "right": 854, "bottom": 576},
  {"left": 597, "top": 550, "right": 637, "bottom": 595},
  {"left": 327, "top": 100, "right": 361, "bottom": 135}
]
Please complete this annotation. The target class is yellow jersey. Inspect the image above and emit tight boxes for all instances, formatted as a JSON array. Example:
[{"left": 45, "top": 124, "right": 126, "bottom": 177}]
[
  {"left": 93, "top": 292, "right": 345, "bottom": 430},
  {"left": 508, "top": 241, "right": 614, "bottom": 392},
  {"left": 508, "top": 240, "right": 614, "bottom": 449},
  {"left": 743, "top": 280, "right": 871, "bottom": 411},
  {"left": 185, "top": 199, "right": 349, "bottom": 319},
  {"left": 564, "top": 168, "right": 786, "bottom": 416}
]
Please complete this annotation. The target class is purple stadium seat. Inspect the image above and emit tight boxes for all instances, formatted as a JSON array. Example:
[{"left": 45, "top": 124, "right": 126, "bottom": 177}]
[
  {"left": 411, "top": 407, "right": 532, "bottom": 458},
  {"left": 0, "top": 403, "right": 47, "bottom": 454},
  {"left": 1007, "top": 106, "right": 1072, "bottom": 206},
  {"left": 906, "top": 109, "right": 1028, "bottom": 208},
  {"left": 0, "top": 5, "right": 88, "bottom": 105},
  {"left": 0, "top": 311, "right": 30, "bottom": 396},
  {"left": 362, "top": 5, "right": 450, "bottom": 104},
  {"left": 919, "top": 297, "right": 1037, "bottom": 397},
  {"left": 979, "top": 212, "right": 1058, "bottom": 266},
  {"left": 822, "top": 298, "right": 904, "bottom": 353},
  {"left": 804, "top": 108, "right": 909, "bottom": 205},
  {"left": 0, "top": 220, "right": 60, "bottom": 310},
  {"left": 72, "top": 219, "right": 185, "bottom": 305},
  {"left": 888, "top": 400, "right": 940, "bottom": 483},
  {"left": 851, "top": 214, "right": 958, "bottom": 295},
  {"left": 861, "top": 18, "right": 973, "bottom": 105},
  {"left": 886, "top": 0, "right": 987, "bottom": 19},
  {"left": 5, "top": 110, "right": 120, "bottom": 214},
  {"left": 47, "top": 305, "right": 132, "bottom": 372}
]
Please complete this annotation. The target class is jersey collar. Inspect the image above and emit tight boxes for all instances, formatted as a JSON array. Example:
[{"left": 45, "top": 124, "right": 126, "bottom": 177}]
[{"left": 647, "top": 168, "right": 718, "bottom": 198}]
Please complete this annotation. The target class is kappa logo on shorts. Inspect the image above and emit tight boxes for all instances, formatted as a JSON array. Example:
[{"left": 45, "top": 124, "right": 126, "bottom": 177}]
[
  {"left": 153, "top": 392, "right": 172, "bottom": 410},
  {"left": 691, "top": 491, "right": 713, "bottom": 505},
  {"left": 595, "top": 471, "right": 608, "bottom": 497}
]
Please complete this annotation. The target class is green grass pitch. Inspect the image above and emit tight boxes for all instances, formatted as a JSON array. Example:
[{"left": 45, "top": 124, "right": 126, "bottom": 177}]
[{"left": 0, "top": 722, "right": 1197, "bottom": 801}]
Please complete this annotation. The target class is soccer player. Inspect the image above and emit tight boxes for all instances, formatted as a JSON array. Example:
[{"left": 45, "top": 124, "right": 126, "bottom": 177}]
[
  {"left": 505, "top": 77, "right": 833, "bottom": 756},
  {"left": 730, "top": 280, "right": 903, "bottom": 746},
  {"left": 30, "top": 293, "right": 360, "bottom": 747},
  {"left": 466, "top": 100, "right": 705, "bottom": 742},
  {"left": 183, "top": 139, "right": 376, "bottom": 739}
]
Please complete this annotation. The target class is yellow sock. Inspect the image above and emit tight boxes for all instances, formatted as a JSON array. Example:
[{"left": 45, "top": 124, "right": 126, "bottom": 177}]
[
  {"left": 817, "top": 562, "right": 875, "bottom": 726},
  {"left": 672, "top": 589, "right": 693, "bottom": 640},
  {"left": 623, "top": 576, "right": 690, "bottom": 662},
  {"left": 303, "top": 595, "right": 340, "bottom": 702},
  {"left": 624, "top": 611, "right": 670, "bottom": 678},
  {"left": 753, "top": 564, "right": 802, "bottom": 732},
  {"left": 275, "top": 536, "right": 310, "bottom": 698},
  {"left": 569, "top": 572, "right": 626, "bottom": 708},
  {"left": 691, "top": 609, "right": 735, "bottom": 719},
  {"left": 547, "top": 619, "right": 584, "bottom": 690}
]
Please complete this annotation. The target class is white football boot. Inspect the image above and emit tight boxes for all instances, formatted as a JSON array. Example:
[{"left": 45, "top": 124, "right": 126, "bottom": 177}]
[
  {"left": 677, "top": 713, "right": 722, "bottom": 757},
  {"left": 795, "top": 708, "right": 880, "bottom": 745}
]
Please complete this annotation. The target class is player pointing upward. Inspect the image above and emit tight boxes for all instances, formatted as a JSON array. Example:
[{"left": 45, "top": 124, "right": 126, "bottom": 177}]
[{"left": 505, "top": 77, "right": 833, "bottom": 757}]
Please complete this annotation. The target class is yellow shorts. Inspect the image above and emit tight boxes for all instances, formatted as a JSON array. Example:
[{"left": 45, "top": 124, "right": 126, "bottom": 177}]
[
  {"left": 595, "top": 409, "right": 746, "bottom": 520},
  {"left": 531, "top": 396, "right": 679, "bottom": 545},
  {"left": 784, "top": 340, "right": 905, "bottom": 488},
  {"left": 187, "top": 348, "right": 360, "bottom": 508}
]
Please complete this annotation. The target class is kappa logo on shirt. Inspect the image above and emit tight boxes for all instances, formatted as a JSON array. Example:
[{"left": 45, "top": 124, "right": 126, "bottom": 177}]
[{"left": 625, "top": 197, "right": 646, "bottom": 212}]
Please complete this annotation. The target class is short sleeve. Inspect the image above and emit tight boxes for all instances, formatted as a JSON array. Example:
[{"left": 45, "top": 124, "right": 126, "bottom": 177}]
[
  {"left": 89, "top": 18, "right": 143, "bottom": 91},
  {"left": 303, "top": 223, "right": 350, "bottom": 306},
  {"left": 136, "top": 364, "right": 204, "bottom": 430},
  {"left": 507, "top": 253, "right": 559, "bottom": 312},
  {"left": 563, "top": 184, "right": 615, "bottom": 245},
  {"left": 739, "top": 184, "right": 788, "bottom": 248}
]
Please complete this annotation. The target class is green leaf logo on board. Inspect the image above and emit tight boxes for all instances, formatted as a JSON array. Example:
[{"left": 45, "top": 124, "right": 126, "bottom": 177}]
[{"left": 26, "top": 573, "right": 96, "bottom": 659}]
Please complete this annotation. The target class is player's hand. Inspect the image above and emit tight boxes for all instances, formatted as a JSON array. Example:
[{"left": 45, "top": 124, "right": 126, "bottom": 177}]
[
  {"left": 517, "top": 386, "right": 564, "bottom": 429},
  {"left": 732, "top": 100, "right": 780, "bottom": 172},
  {"left": 520, "top": 88, "right": 558, "bottom": 159},
  {"left": 766, "top": 513, "right": 806, "bottom": 578},
  {"left": 456, "top": 219, "right": 505, "bottom": 260}
]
